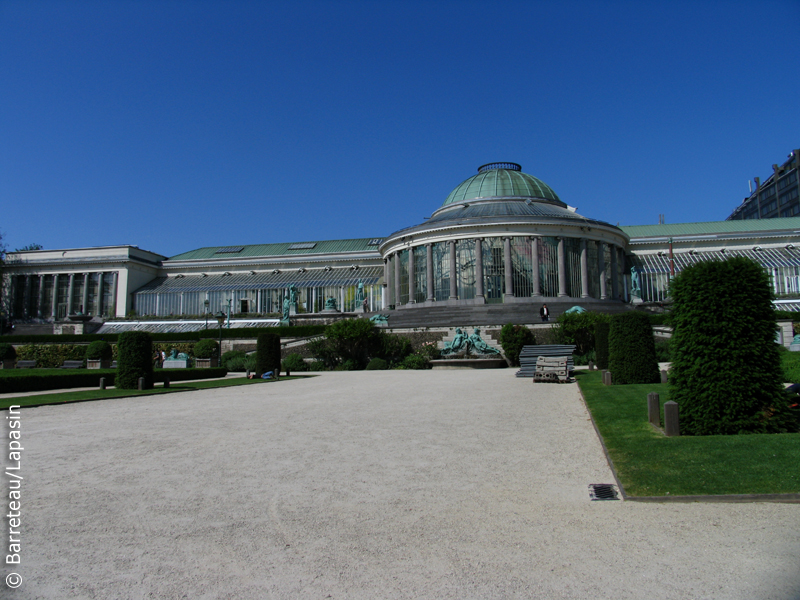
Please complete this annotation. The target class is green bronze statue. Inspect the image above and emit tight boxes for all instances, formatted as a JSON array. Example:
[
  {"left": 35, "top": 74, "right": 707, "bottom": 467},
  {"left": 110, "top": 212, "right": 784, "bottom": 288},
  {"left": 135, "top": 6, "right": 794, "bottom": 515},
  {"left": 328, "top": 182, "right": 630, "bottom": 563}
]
[
  {"left": 324, "top": 297, "right": 338, "bottom": 311},
  {"left": 369, "top": 314, "right": 389, "bottom": 324},
  {"left": 442, "top": 328, "right": 467, "bottom": 355},
  {"left": 468, "top": 328, "right": 500, "bottom": 355}
]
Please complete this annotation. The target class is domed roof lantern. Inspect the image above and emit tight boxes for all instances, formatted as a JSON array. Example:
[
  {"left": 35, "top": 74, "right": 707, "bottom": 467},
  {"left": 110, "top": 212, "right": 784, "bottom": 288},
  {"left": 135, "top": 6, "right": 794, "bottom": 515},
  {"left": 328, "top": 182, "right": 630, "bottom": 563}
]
[{"left": 442, "top": 163, "right": 563, "bottom": 207}]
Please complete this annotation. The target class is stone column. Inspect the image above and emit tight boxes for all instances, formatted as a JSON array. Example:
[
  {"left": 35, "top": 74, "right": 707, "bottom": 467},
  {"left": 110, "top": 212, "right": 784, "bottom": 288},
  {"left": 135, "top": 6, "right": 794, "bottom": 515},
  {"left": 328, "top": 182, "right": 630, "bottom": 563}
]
[
  {"left": 449, "top": 241, "right": 457, "bottom": 300},
  {"left": 37, "top": 275, "right": 45, "bottom": 318},
  {"left": 22, "top": 276, "right": 31, "bottom": 319},
  {"left": 383, "top": 258, "right": 390, "bottom": 309},
  {"left": 503, "top": 237, "right": 514, "bottom": 298},
  {"left": 408, "top": 246, "right": 416, "bottom": 303},
  {"left": 531, "top": 237, "right": 541, "bottom": 297},
  {"left": 394, "top": 251, "right": 401, "bottom": 306},
  {"left": 557, "top": 237, "right": 568, "bottom": 297},
  {"left": 475, "top": 238, "right": 484, "bottom": 301},
  {"left": 109, "top": 272, "right": 118, "bottom": 317},
  {"left": 610, "top": 245, "right": 619, "bottom": 300},
  {"left": 67, "top": 273, "right": 75, "bottom": 315},
  {"left": 598, "top": 242, "right": 607, "bottom": 300},
  {"left": 580, "top": 238, "right": 590, "bottom": 298},
  {"left": 82, "top": 273, "right": 89, "bottom": 314},
  {"left": 51, "top": 274, "right": 59, "bottom": 318},
  {"left": 97, "top": 272, "right": 105, "bottom": 316},
  {"left": 426, "top": 244, "right": 434, "bottom": 302}
]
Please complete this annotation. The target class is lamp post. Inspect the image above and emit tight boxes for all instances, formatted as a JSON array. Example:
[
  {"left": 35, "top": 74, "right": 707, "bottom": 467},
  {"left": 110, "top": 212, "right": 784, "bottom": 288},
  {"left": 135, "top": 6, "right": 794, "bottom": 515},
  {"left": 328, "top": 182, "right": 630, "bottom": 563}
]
[{"left": 215, "top": 311, "right": 226, "bottom": 358}]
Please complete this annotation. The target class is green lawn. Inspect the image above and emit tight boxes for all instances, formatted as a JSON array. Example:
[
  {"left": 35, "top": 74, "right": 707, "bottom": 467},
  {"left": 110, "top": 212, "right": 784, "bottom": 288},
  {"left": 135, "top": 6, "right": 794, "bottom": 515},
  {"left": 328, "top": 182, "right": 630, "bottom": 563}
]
[
  {"left": 0, "top": 375, "right": 310, "bottom": 410},
  {"left": 577, "top": 370, "right": 800, "bottom": 497}
]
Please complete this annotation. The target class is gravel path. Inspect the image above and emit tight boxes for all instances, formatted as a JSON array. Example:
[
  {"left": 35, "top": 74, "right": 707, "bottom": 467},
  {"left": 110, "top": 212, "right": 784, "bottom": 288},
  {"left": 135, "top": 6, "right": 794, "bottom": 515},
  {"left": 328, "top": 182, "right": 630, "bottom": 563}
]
[{"left": 5, "top": 370, "right": 799, "bottom": 599}]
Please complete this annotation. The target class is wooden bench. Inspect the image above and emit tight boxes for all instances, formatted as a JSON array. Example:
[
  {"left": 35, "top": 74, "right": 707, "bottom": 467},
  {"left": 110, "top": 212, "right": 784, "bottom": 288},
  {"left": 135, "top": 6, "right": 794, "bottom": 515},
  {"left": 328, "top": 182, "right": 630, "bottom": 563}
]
[
  {"left": 515, "top": 344, "right": 576, "bottom": 377},
  {"left": 60, "top": 360, "right": 85, "bottom": 369},
  {"left": 16, "top": 360, "right": 37, "bottom": 369}
]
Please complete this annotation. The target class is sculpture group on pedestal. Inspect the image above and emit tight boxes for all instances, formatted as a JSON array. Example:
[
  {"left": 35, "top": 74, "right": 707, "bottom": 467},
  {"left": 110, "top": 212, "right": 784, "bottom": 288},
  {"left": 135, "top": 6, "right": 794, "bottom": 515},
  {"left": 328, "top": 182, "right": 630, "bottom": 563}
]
[{"left": 441, "top": 327, "right": 500, "bottom": 357}]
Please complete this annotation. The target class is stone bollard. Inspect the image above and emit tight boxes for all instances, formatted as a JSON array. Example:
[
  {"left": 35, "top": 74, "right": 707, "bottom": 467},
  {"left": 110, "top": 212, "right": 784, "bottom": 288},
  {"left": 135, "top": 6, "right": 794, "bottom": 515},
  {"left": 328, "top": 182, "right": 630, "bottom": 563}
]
[
  {"left": 664, "top": 401, "right": 680, "bottom": 436},
  {"left": 603, "top": 371, "right": 612, "bottom": 385},
  {"left": 138, "top": 377, "right": 145, "bottom": 391},
  {"left": 588, "top": 360, "right": 595, "bottom": 371},
  {"left": 163, "top": 378, "right": 170, "bottom": 388},
  {"left": 647, "top": 392, "right": 660, "bottom": 427},
  {"left": 660, "top": 369, "right": 668, "bottom": 384},
  {"left": 99, "top": 377, "right": 106, "bottom": 390}
]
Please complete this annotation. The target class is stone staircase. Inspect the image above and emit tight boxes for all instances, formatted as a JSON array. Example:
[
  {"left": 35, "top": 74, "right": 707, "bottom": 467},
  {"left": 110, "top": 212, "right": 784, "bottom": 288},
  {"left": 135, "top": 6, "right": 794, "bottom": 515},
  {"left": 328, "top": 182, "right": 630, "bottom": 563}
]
[{"left": 366, "top": 300, "right": 632, "bottom": 330}]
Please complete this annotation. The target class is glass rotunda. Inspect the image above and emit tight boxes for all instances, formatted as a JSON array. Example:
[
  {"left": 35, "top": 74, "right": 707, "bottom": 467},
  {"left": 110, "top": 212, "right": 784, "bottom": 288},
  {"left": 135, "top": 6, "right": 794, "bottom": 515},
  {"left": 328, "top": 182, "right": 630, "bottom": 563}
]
[{"left": 378, "top": 163, "right": 630, "bottom": 308}]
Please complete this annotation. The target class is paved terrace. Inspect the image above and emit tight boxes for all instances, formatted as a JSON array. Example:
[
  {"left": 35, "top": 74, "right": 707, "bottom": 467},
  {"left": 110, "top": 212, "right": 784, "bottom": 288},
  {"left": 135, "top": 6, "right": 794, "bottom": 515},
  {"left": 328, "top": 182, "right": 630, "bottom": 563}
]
[{"left": 8, "top": 370, "right": 800, "bottom": 599}]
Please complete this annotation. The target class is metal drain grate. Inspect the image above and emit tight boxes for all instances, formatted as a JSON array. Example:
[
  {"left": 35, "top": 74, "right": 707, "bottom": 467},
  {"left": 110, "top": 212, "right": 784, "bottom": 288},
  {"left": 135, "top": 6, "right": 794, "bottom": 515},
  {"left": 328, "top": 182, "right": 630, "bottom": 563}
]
[{"left": 589, "top": 484, "right": 620, "bottom": 501}]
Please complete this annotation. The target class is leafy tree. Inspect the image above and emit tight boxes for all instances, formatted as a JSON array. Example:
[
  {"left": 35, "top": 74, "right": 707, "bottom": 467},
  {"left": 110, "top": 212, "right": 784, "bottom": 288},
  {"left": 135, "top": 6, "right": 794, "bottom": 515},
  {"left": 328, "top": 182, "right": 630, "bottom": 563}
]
[
  {"left": 498, "top": 324, "right": 535, "bottom": 367},
  {"left": 556, "top": 311, "right": 610, "bottom": 355},
  {"left": 14, "top": 243, "right": 43, "bottom": 251},
  {"left": 608, "top": 311, "right": 659, "bottom": 385},
  {"left": 669, "top": 257, "right": 792, "bottom": 434}
]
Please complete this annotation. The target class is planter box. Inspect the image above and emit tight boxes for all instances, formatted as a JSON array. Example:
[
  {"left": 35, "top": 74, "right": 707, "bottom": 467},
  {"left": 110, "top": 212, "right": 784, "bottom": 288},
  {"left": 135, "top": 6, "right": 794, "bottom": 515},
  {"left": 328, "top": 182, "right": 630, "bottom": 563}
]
[
  {"left": 1, "top": 360, "right": 15, "bottom": 369},
  {"left": 195, "top": 358, "right": 219, "bottom": 368},
  {"left": 87, "top": 359, "right": 112, "bottom": 369}
]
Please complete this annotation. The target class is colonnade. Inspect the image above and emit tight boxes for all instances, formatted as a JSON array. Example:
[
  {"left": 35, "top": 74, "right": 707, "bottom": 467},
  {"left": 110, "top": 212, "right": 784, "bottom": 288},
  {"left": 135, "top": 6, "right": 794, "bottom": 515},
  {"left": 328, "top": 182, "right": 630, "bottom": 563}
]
[
  {"left": 8, "top": 272, "right": 118, "bottom": 320},
  {"left": 382, "top": 236, "right": 624, "bottom": 308}
]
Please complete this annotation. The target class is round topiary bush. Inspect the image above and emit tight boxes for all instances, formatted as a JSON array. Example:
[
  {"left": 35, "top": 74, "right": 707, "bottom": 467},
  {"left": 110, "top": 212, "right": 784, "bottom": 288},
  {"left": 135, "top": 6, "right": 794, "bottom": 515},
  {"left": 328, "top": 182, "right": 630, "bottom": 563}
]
[
  {"left": 669, "top": 256, "right": 791, "bottom": 434},
  {"left": 498, "top": 324, "right": 535, "bottom": 367},
  {"left": 365, "top": 357, "right": 388, "bottom": 370},
  {"left": 193, "top": 338, "right": 219, "bottom": 359},
  {"left": 256, "top": 333, "right": 281, "bottom": 376},
  {"left": 116, "top": 331, "right": 154, "bottom": 389},
  {"left": 86, "top": 340, "right": 113, "bottom": 361},
  {"left": 608, "top": 311, "right": 659, "bottom": 385},
  {"left": 0, "top": 343, "right": 17, "bottom": 361}
]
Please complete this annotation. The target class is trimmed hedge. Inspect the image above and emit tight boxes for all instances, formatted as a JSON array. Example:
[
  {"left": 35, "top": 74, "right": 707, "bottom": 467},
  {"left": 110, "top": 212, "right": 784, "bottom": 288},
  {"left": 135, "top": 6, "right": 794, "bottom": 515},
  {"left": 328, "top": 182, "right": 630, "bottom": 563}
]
[
  {"left": 669, "top": 256, "right": 791, "bottom": 435},
  {"left": 594, "top": 322, "right": 610, "bottom": 370},
  {"left": 608, "top": 312, "right": 659, "bottom": 385},
  {"left": 0, "top": 325, "right": 326, "bottom": 345},
  {"left": 256, "top": 333, "right": 281, "bottom": 376},
  {"left": 0, "top": 368, "right": 227, "bottom": 394},
  {"left": 117, "top": 332, "right": 154, "bottom": 389},
  {"left": 15, "top": 344, "right": 86, "bottom": 368},
  {"left": 198, "top": 325, "right": 325, "bottom": 339}
]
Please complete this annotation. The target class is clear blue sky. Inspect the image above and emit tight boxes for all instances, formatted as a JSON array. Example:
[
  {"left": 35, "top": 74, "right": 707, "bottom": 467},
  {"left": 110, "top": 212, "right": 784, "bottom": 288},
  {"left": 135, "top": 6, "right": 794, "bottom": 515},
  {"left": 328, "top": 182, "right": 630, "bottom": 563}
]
[{"left": 2, "top": 0, "right": 799, "bottom": 258}]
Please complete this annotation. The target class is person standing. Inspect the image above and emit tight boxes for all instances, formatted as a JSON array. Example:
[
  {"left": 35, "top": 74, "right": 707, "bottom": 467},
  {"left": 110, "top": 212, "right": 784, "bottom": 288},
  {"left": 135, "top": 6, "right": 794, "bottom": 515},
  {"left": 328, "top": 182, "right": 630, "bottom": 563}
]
[{"left": 540, "top": 304, "right": 550, "bottom": 322}]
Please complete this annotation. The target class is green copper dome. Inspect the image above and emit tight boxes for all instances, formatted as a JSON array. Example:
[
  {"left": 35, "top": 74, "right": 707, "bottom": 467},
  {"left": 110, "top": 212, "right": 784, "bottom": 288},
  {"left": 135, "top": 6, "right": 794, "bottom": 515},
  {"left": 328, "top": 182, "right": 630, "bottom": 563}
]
[{"left": 443, "top": 163, "right": 562, "bottom": 206}]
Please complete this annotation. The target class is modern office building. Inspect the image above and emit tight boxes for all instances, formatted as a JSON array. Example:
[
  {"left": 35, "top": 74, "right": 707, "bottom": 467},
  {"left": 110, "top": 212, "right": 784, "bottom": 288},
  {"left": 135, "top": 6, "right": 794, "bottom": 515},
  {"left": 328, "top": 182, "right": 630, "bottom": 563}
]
[
  {"left": 728, "top": 149, "right": 800, "bottom": 221},
  {"left": 5, "top": 161, "right": 800, "bottom": 330}
]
